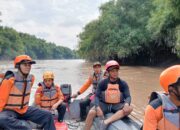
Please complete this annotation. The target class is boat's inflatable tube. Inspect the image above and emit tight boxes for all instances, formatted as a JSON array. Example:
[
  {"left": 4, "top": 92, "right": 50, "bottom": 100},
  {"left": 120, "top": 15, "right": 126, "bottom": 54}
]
[{"left": 93, "top": 113, "right": 141, "bottom": 130}]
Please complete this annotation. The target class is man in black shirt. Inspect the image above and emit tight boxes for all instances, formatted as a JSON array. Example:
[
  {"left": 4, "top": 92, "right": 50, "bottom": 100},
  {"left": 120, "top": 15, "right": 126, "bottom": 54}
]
[{"left": 84, "top": 60, "right": 133, "bottom": 130}]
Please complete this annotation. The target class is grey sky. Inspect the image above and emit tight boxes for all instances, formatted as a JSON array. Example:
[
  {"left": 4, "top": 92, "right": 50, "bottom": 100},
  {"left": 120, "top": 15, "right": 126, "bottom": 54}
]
[{"left": 0, "top": 0, "right": 109, "bottom": 49}]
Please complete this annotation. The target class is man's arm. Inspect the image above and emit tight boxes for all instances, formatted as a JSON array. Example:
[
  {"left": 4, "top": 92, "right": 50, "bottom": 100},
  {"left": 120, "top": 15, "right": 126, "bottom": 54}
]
[
  {"left": 72, "top": 76, "right": 93, "bottom": 98},
  {"left": 34, "top": 86, "right": 42, "bottom": 105},
  {"left": 57, "top": 87, "right": 64, "bottom": 104},
  {"left": 52, "top": 87, "right": 64, "bottom": 110},
  {"left": 78, "top": 77, "right": 93, "bottom": 94},
  {"left": 0, "top": 77, "right": 14, "bottom": 112},
  {"left": 94, "top": 80, "right": 105, "bottom": 106},
  {"left": 143, "top": 105, "right": 161, "bottom": 130},
  {"left": 121, "top": 81, "right": 131, "bottom": 105}
]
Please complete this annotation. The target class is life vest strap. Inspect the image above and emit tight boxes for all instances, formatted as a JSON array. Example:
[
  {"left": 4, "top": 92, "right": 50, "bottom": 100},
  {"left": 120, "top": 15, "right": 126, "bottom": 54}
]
[
  {"left": 163, "top": 108, "right": 180, "bottom": 113},
  {"left": 14, "top": 79, "right": 31, "bottom": 82},
  {"left": 9, "top": 92, "right": 30, "bottom": 97},
  {"left": 43, "top": 88, "right": 56, "bottom": 93},
  {"left": 41, "top": 106, "right": 52, "bottom": 108},
  {"left": 5, "top": 101, "right": 29, "bottom": 107},
  {"left": 40, "top": 97, "right": 58, "bottom": 101}
]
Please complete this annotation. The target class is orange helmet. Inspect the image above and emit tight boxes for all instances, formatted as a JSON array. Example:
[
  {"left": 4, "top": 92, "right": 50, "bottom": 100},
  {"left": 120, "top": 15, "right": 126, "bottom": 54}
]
[
  {"left": 160, "top": 65, "right": 180, "bottom": 93},
  {"left": 105, "top": 60, "right": 120, "bottom": 71},
  {"left": 43, "top": 71, "right": 54, "bottom": 80},
  {"left": 14, "top": 55, "right": 36, "bottom": 68}
]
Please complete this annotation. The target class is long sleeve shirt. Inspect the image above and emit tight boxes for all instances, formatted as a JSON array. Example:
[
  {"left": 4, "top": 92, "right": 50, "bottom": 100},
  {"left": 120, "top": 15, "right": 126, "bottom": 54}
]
[{"left": 95, "top": 77, "right": 131, "bottom": 106}]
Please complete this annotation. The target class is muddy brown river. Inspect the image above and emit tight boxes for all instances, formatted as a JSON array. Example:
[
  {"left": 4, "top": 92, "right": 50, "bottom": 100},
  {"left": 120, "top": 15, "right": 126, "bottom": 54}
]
[{"left": 0, "top": 59, "right": 165, "bottom": 122}]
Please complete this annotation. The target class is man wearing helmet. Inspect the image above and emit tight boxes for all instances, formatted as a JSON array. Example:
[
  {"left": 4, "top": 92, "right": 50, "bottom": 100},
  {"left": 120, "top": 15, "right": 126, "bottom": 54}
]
[
  {"left": 72, "top": 61, "right": 107, "bottom": 121},
  {"left": 85, "top": 60, "right": 133, "bottom": 130},
  {"left": 35, "top": 71, "right": 66, "bottom": 122},
  {"left": 143, "top": 65, "right": 180, "bottom": 130},
  {"left": 0, "top": 55, "right": 55, "bottom": 130}
]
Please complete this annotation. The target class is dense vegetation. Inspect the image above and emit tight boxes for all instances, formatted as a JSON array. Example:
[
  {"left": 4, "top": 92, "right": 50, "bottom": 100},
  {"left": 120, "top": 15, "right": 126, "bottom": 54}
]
[
  {"left": 0, "top": 26, "right": 77, "bottom": 60},
  {"left": 78, "top": 0, "right": 180, "bottom": 65}
]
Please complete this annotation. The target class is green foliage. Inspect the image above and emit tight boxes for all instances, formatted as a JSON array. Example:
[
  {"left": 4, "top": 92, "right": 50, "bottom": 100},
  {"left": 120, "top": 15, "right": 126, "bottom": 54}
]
[
  {"left": 78, "top": 0, "right": 180, "bottom": 65},
  {"left": 148, "top": 0, "right": 180, "bottom": 56},
  {"left": 176, "top": 25, "right": 180, "bottom": 56},
  {"left": 0, "top": 26, "right": 75, "bottom": 60},
  {"left": 0, "top": 27, "right": 24, "bottom": 59}
]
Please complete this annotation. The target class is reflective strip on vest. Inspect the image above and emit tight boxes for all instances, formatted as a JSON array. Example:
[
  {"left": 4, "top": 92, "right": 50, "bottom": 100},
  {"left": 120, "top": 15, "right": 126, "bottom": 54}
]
[
  {"left": 5, "top": 72, "right": 33, "bottom": 110},
  {"left": 39, "top": 82, "right": 59, "bottom": 110},
  {"left": 157, "top": 93, "right": 180, "bottom": 130}
]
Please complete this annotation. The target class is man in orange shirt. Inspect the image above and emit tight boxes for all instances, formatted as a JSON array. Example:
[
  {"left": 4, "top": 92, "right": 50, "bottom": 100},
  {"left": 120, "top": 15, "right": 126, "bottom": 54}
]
[
  {"left": 0, "top": 55, "right": 55, "bottom": 130},
  {"left": 35, "top": 71, "right": 66, "bottom": 122},
  {"left": 143, "top": 65, "right": 180, "bottom": 130},
  {"left": 72, "top": 62, "right": 107, "bottom": 121}
]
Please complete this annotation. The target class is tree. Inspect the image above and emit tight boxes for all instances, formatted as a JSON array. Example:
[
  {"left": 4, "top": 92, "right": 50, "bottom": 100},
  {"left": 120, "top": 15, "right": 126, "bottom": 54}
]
[
  {"left": 78, "top": 0, "right": 179, "bottom": 65},
  {"left": 0, "top": 26, "right": 75, "bottom": 60}
]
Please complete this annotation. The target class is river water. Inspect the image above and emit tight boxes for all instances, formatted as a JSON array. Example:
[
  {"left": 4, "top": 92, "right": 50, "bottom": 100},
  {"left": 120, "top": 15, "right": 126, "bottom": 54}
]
[{"left": 0, "top": 59, "right": 165, "bottom": 122}]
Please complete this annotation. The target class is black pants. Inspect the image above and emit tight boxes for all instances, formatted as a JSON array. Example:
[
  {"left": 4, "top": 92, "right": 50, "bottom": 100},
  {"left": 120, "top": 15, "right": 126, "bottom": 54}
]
[
  {"left": 57, "top": 103, "right": 66, "bottom": 122},
  {"left": 79, "top": 93, "right": 93, "bottom": 120},
  {"left": 0, "top": 106, "right": 55, "bottom": 130}
]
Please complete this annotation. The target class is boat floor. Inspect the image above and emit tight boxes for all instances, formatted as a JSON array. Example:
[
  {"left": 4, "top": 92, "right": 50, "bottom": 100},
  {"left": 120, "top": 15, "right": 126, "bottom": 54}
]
[{"left": 32, "top": 120, "right": 94, "bottom": 130}]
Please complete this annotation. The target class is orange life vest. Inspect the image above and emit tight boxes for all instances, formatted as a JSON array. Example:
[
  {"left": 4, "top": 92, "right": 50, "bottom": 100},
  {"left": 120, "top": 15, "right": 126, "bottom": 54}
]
[
  {"left": 157, "top": 94, "right": 179, "bottom": 130},
  {"left": 4, "top": 72, "right": 33, "bottom": 110},
  {"left": 104, "top": 84, "right": 121, "bottom": 104},
  {"left": 39, "top": 82, "right": 59, "bottom": 110}
]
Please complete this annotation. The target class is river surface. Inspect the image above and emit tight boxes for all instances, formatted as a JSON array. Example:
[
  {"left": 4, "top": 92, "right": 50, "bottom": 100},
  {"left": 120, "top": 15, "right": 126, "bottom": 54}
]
[{"left": 0, "top": 59, "right": 165, "bottom": 122}]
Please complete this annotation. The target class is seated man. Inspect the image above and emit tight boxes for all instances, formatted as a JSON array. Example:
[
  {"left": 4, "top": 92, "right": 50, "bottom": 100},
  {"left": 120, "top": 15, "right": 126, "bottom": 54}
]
[
  {"left": 143, "top": 65, "right": 180, "bottom": 130},
  {"left": 35, "top": 71, "right": 66, "bottom": 122},
  {"left": 0, "top": 55, "right": 55, "bottom": 130},
  {"left": 72, "top": 62, "right": 107, "bottom": 121},
  {"left": 85, "top": 60, "right": 133, "bottom": 130}
]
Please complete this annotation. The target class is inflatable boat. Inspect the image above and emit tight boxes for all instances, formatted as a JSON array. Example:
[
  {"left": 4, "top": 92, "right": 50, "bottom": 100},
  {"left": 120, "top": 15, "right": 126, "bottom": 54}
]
[{"left": 0, "top": 84, "right": 142, "bottom": 130}]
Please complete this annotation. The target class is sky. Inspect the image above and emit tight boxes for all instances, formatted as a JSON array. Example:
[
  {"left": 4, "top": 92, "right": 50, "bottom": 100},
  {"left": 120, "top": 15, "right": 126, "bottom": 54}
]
[{"left": 0, "top": 0, "right": 109, "bottom": 49}]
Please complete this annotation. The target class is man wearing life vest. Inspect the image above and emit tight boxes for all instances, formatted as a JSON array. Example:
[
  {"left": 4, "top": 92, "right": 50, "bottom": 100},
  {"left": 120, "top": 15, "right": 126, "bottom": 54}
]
[
  {"left": 143, "top": 65, "right": 180, "bottom": 130},
  {"left": 35, "top": 71, "right": 66, "bottom": 122},
  {"left": 85, "top": 60, "right": 133, "bottom": 130},
  {"left": 72, "top": 62, "right": 107, "bottom": 121},
  {"left": 0, "top": 55, "right": 55, "bottom": 130}
]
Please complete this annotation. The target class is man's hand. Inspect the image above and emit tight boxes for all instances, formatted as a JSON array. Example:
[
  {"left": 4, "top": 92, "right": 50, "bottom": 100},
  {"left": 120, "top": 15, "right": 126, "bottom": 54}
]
[
  {"left": 123, "top": 103, "right": 130, "bottom": 115},
  {"left": 52, "top": 103, "right": 59, "bottom": 110},
  {"left": 96, "top": 106, "right": 104, "bottom": 117},
  {"left": 71, "top": 93, "right": 78, "bottom": 98}
]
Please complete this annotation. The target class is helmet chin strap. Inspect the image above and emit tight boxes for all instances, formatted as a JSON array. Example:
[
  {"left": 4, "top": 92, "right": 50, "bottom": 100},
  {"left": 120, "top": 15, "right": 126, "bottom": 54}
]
[
  {"left": 18, "top": 66, "right": 28, "bottom": 78},
  {"left": 169, "top": 88, "right": 180, "bottom": 101}
]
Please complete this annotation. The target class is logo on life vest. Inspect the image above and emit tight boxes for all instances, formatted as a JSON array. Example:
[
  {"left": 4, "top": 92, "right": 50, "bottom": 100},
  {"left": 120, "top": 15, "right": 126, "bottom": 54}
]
[{"left": 105, "top": 84, "right": 121, "bottom": 104}]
